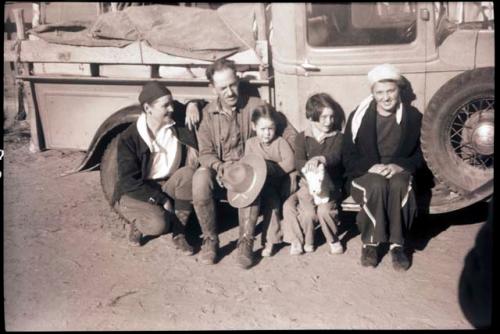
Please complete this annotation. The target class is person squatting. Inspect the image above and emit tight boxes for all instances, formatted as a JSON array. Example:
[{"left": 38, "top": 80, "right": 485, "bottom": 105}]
[{"left": 112, "top": 60, "right": 424, "bottom": 271}]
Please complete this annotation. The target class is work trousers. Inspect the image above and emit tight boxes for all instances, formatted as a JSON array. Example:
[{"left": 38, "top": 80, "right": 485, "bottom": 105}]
[
  {"left": 115, "top": 166, "right": 195, "bottom": 236},
  {"left": 350, "top": 171, "right": 417, "bottom": 246},
  {"left": 259, "top": 182, "right": 284, "bottom": 246},
  {"left": 282, "top": 185, "right": 340, "bottom": 246}
]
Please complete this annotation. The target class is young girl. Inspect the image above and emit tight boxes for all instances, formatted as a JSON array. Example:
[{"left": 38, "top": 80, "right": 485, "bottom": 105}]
[
  {"left": 282, "top": 93, "right": 345, "bottom": 255},
  {"left": 244, "top": 104, "right": 295, "bottom": 257}
]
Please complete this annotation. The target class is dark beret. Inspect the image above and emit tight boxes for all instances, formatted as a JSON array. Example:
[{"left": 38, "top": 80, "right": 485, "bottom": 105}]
[{"left": 138, "top": 81, "right": 172, "bottom": 106}]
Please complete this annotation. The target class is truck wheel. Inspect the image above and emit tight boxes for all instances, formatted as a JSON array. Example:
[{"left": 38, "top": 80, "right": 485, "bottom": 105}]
[
  {"left": 421, "top": 68, "right": 494, "bottom": 211},
  {"left": 100, "top": 135, "right": 120, "bottom": 206}
]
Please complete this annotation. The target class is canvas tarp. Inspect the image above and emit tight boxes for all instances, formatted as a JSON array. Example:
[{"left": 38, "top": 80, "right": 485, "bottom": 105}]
[{"left": 27, "top": 4, "right": 258, "bottom": 61}]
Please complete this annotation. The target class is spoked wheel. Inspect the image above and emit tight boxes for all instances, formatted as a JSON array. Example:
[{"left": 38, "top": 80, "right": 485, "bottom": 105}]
[{"left": 422, "top": 68, "right": 494, "bottom": 213}]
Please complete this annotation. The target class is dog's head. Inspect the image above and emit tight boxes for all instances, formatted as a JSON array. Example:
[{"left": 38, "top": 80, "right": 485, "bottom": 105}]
[{"left": 302, "top": 163, "right": 326, "bottom": 197}]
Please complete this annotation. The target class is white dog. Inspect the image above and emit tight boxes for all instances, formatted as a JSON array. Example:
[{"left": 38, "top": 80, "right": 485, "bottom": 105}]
[{"left": 301, "top": 163, "right": 334, "bottom": 205}]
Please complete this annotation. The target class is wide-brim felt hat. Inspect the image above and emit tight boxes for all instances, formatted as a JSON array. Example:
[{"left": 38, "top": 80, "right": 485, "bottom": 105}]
[{"left": 223, "top": 154, "right": 267, "bottom": 208}]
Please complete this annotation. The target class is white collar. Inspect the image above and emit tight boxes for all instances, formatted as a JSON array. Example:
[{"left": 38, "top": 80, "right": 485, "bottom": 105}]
[
  {"left": 351, "top": 95, "right": 402, "bottom": 141},
  {"left": 136, "top": 113, "right": 176, "bottom": 152},
  {"left": 307, "top": 122, "right": 337, "bottom": 143}
]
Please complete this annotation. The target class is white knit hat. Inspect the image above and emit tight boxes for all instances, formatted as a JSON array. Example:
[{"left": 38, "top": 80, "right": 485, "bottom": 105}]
[{"left": 367, "top": 63, "right": 402, "bottom": 86}]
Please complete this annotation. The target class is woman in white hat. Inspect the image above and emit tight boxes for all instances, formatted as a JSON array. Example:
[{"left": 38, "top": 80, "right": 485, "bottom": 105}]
[{"left": 342, "top": 64, "right": 425, "bottom": 271}]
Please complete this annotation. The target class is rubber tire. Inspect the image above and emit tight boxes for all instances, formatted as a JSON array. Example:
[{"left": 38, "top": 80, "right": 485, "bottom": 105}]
[
  {"left": 421, "top": 68, "right": 494, "bottom": 199},
  {"left": 100, "top": 135, "right": 120, "bottom": 206}
]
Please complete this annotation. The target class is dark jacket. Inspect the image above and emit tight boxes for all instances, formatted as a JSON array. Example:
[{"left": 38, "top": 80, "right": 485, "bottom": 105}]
[
  {"left": 342, "top": 100, "right": 424, "bottom": 194},
  {"left": 295, "top": 128, "right": 344, "bottom": 201},
  {"left": 112, "top": 102, "right": 198, "bottom": 206}
]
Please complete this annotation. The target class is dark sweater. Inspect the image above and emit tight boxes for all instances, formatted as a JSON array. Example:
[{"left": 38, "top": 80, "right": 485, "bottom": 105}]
[
  {"left": 342, "top": 100, "right": 424, "bottom": 193},
  {"left": 294, "top": 128, "right": 344, "bottom": 200}
]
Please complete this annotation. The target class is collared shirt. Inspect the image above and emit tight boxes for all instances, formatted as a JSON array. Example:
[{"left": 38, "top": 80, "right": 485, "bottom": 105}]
[
  {"left": 136, "top": 113, "right": 181, "bottom": 180},
  {"left": 308, "top": 121, "right": 338, "bottom": 144},
  {"left": 197, "top": 95, "right": 298, "bottom": 172},
  {"left": 212, "top": 101, "right": 244, "bottom": 163}
]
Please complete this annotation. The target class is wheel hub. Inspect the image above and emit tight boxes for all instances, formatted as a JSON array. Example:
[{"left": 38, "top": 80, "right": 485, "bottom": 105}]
[
  {"left": 470, "top": 112, "right": 494, "bottom": 156},
  {"left": 450, "top": 98, "right": 494, "bottom": 170}
]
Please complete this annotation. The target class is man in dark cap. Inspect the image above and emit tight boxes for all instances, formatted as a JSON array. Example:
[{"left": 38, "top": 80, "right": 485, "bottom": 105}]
[{"left": 112, "top": 81, "right": 200, "bottom": 254}]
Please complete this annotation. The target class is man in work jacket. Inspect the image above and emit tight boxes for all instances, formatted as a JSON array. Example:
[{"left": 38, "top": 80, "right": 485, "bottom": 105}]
[
  {"left": 342, "top": 63, "right": 425, "bottom": 271},
  {"left": 193, "top": 58, "right": 297, "bottom": 269},
  {"left": 113, "top": 81, "right": 199, "bottom": 255}
]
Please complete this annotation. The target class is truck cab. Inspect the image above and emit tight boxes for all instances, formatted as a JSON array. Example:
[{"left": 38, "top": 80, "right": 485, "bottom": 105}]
[{"left": 270, "top": 2, "right": 494, "bottom": 213}]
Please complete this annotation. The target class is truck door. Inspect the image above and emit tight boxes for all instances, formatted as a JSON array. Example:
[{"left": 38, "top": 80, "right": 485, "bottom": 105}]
[{"left": 272, "top": 2, "right": 432, "bottom": 130}]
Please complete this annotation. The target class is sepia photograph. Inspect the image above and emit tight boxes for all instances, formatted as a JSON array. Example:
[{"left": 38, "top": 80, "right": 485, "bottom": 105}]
[{"left": 3, "top": 2, "right": 493, "bottom": 330}]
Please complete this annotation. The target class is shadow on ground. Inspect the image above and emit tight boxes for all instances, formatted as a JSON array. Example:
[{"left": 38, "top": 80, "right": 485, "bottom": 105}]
[
  {"left": 159, "top": 198, "right": 489, "bottom": 265},
  {"left": 408, "top": 200, "right": 489, "bottom": 251}
]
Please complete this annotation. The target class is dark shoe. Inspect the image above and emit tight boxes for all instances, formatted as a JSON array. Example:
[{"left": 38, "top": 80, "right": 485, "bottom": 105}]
[
  {"left": 172, "top": 234, "right": 194, "bottom": 256},
  {"left": 391, "top": 246, "right": 410, "bottom": 271},
  {"left": 200, "top": 237, "right": 219, "bottom": 265},
  {"left": 237, "top": 237, "right": 255, "bottom": 269},
  {"left": 360, "top": 245, "right": 378, "bottom": 267},
  {"left": 128, "top": 223, "right": 142, "bottom": 247}
]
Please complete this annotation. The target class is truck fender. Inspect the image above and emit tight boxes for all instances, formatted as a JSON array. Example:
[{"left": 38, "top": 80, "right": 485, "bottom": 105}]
[{"left": 74, "top": 104, "right": 142, "bottom": 172}]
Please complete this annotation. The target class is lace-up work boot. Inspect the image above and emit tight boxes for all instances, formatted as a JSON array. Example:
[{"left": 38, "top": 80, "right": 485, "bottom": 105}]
[
  {"left": 193, "top": 199, "right": 219, "bottom": 264},
  {"left": 236, "top": 203, "right": 259, "bottom": 269},
  {"left": 200, "top": 237, "right": 219, "bottom": 265},
  {"left": 171, "top": 209, "right": 194, "bottom": 256},
  {"left": 173, "top": 234, "right": 194, "bottom": 256},
  {"left": 237, "top": 237, "right": 255, "bottom": 269},
  {"left": 128, "top": 222, "right": 142, "bottom": 247}
]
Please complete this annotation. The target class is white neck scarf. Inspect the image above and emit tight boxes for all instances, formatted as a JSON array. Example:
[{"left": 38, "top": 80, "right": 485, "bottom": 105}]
[{"left": 351, "top": 95, "right": 402, "bottom": 141}]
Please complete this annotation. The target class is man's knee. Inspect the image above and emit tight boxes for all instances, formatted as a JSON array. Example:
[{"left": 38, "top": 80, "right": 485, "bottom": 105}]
[
  {"left": 193, "top": 167, "right": 214, "bottom": 201},
  {"left": 177, "top": 165, "right": 196, "bottom": 180},
  {"left": 165, "top": 166, "right": 196, "bottom": 201},
  {"left": 136, "top": 212, "right": 169, "bottom": 236}
]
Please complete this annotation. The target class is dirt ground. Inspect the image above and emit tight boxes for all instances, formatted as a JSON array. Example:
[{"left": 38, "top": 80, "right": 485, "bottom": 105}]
[{"left": 3, "top": 120, "right": 488, "bottom": 330}]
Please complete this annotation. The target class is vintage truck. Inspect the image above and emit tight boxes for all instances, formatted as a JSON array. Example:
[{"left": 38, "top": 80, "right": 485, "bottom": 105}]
[{"left": 4, "top": 2, "right": 494, "bottom": 215}]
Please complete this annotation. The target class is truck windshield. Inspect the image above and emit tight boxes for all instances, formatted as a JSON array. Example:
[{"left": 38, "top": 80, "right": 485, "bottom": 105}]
[{"left": 306, "top": 2, "right": 417, "bottom": 47}]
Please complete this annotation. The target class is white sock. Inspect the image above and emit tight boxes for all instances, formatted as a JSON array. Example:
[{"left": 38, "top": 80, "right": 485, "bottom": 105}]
[
  {"left": 390, "top": 243, "right": 403, "bottom": 250},
  {"left": 363, "top": 243, "right": 379, "bottom": 248}
]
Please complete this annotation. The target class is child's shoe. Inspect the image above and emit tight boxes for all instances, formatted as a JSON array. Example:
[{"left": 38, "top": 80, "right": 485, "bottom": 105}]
[
  {"left": 262, "top": 243, "right": 274, "bottom": 257},
  {"left": 304, "top": 244, "right": 315, "bottom": 253},
  {"left": 329, "top": 241, "right": 344, "bottom": 254},
  {"left": 290, "top": 242, "right": 303, "bottom": 255}
]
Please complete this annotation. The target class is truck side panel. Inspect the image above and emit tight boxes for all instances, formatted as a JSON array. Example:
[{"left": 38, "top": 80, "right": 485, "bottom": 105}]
[{"left": 27, "top": 79, "right": 271, "bottom": 151}]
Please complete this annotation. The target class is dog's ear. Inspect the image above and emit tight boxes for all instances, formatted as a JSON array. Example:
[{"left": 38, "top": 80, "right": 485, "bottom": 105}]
[{"left": 318, "top": 163, "right": 325, "bottom": 176}]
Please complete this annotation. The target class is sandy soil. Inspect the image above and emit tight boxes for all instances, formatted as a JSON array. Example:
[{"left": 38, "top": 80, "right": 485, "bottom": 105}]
[{"left": 3, "top": 121, "right": 487, "bottom": 330}]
